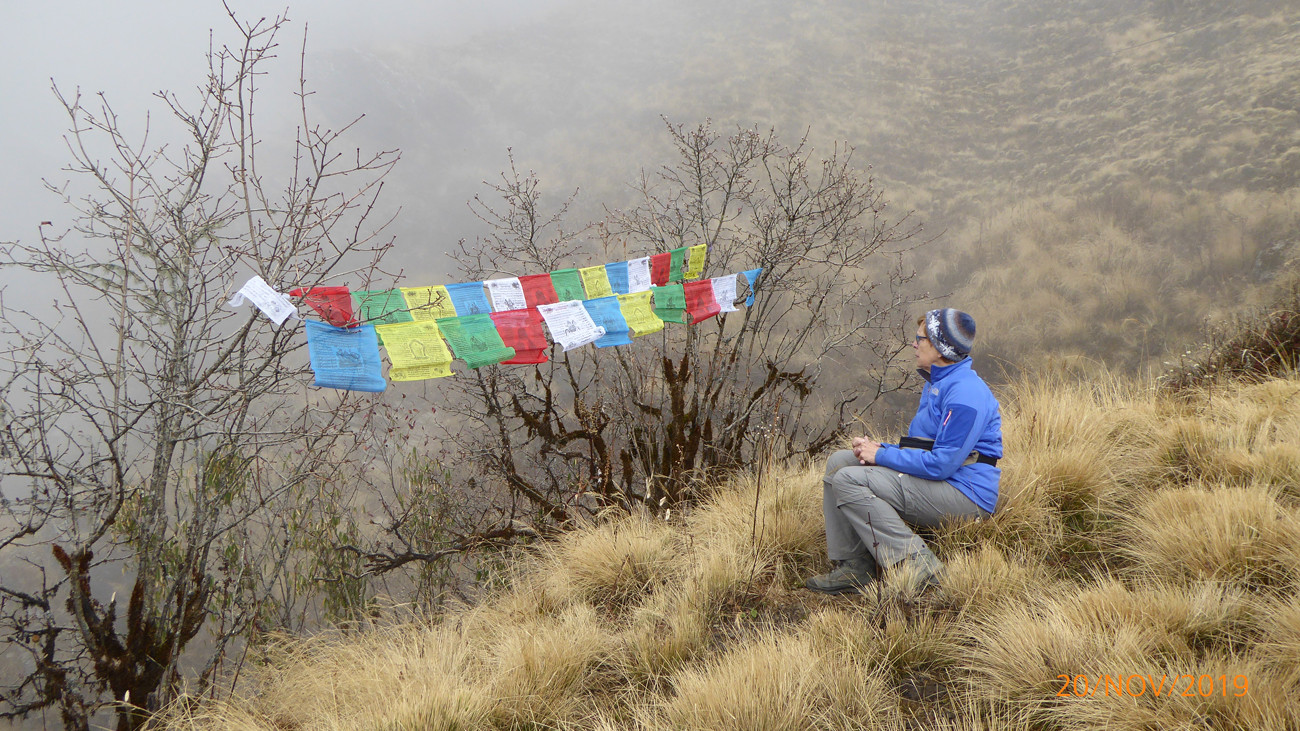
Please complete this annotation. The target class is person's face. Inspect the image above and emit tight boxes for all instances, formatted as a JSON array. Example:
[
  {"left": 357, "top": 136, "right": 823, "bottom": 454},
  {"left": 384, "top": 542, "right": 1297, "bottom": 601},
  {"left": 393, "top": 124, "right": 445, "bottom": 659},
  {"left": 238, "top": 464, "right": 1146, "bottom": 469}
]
[{"left": 914, "top": 325, "right": 944, "bottom": 371}]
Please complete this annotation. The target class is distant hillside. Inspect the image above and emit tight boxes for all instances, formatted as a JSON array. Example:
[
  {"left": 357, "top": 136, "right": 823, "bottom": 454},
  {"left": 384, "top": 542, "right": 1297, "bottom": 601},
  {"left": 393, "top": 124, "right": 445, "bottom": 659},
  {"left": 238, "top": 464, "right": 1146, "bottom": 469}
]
[{"left": 314, "top": 0, "right": 1300, "bottom": 372}]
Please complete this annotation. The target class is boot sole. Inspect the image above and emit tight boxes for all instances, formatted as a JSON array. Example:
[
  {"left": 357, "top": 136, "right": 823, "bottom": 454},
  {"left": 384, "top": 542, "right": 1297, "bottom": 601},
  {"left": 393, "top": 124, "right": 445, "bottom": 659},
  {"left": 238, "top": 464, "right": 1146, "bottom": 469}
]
[{"left": 804, "top": 579, "right": 871, "bottom": 595}]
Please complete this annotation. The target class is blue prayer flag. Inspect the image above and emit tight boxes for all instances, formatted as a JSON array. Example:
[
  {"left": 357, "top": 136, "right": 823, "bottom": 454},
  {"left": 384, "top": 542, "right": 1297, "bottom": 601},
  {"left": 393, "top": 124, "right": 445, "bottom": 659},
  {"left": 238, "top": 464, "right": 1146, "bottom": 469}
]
[
  {"left": 605, "top": 261, "right": 630, "bottom": 295},
  {"left": 742, "top": 268, "right": 763, "bottom": 307},
  {"left": 304, "top": 321, "right": 387, "bottom": 392},
  {"left": 582, "top": 296, "right": 633, "bottom": 348},
  {"left": 446, "top": 282, "right": 492, "bottom": 316}
]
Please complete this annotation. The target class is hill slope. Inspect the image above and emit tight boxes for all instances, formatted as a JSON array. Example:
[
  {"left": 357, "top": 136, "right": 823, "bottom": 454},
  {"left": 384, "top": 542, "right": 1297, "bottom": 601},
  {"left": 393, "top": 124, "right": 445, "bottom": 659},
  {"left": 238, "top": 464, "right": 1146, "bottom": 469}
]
[{"left": 163, "top": 369, "right": 1300, "bottom": 730}]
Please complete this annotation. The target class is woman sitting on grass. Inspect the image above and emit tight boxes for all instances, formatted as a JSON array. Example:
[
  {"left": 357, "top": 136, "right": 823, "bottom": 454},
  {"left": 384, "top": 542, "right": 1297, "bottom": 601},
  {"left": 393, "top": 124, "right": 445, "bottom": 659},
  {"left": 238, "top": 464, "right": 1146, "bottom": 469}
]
[{"left": 805, "top": 308, "right": 1003, "bottom": 594}]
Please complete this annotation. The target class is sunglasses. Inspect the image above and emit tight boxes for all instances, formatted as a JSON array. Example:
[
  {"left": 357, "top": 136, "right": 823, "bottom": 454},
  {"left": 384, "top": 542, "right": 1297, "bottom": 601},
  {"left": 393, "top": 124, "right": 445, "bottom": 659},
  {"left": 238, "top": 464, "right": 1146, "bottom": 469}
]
[{"left": 914, "top": 334, "right": 927, "bottom": 344}]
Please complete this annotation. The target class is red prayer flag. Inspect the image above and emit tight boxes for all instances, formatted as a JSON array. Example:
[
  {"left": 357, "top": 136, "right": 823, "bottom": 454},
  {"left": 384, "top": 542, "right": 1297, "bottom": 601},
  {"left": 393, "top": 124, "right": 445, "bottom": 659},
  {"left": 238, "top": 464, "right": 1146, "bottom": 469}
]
[
  {"left": 519, "top": 273, "right": 560, "bottom": 308},
  {"left": 491, "top": 309, "right": 550, "bottom": 364},
  {"left": 289, "top": 286, "right": 355, "bottom": 327},
  {"left": 683, "top": 280, "right": 722, "bottom": 325},
  {"left": 650, "top": 252, "right": 672, "bottom": 286}
]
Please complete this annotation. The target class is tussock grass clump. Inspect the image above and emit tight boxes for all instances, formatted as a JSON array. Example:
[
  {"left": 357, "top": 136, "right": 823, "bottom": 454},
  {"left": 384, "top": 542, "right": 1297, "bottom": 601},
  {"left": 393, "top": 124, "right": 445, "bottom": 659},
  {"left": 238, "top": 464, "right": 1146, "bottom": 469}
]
[{"left": 158, "top": 372, "right": 1300, "bottom": 731}]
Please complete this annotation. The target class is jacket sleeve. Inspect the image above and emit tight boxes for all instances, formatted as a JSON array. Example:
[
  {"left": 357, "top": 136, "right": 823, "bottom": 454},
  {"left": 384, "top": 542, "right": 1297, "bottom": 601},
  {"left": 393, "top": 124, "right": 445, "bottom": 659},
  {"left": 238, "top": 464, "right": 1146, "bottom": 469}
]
[{"left": 874, "top": 395, "right": 986, "bottom": 481}]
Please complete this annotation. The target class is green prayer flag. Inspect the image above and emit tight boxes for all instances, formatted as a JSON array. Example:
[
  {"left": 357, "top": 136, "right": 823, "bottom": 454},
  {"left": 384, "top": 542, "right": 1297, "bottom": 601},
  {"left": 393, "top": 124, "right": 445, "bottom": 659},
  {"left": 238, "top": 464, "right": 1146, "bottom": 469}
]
[
  {"left": 550, "top": 268, "right": 586, "bottom": 301},
  {"left": 651, "top": 284, "right": 688, "bottom": 324},
  {"left": 668, "top": 247, "right": 687, "bottom": 283},
  {"left": 354, "top": 290, "right": 414, "bottom": 342},
  {"left": 436, "top": 314, "right": 516, "bottom": 369}
]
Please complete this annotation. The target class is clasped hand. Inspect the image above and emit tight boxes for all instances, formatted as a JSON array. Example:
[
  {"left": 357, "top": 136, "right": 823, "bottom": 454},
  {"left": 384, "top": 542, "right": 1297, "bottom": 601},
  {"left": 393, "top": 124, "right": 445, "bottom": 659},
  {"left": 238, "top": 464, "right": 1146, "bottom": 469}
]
[{"left": 851, "top": 436, "right": 882, "bottom": 465}]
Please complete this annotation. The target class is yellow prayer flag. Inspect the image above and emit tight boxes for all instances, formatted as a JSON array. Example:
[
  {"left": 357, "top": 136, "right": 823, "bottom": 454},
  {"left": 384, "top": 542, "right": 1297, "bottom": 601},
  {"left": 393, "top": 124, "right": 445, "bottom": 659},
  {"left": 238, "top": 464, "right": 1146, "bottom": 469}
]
[
  {"left": 376, "top": 321, "right": 455, "bottom": 381},
  {"left": 579, "top": 265, "right": 614, "bottom": 299},
  {"left": 400, "top": 286, "right": 457, "bottom": 321},
  {"left": 685, "top": 244, "right": 707, "bottom": 279},
  {"left": 617, "top": 291, "right": 664, "bottom": 336}
]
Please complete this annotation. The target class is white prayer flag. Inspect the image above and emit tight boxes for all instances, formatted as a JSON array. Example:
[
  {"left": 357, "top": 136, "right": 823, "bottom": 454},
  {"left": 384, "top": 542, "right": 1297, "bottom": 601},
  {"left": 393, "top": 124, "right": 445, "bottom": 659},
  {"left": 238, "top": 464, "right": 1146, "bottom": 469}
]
[
  {"left": 711, "top": 274, "right": 740, "bottom": 313},
  {"left": 627, "top": 257, "right": 652, "bottom": 293},
  {"left": 486, "top": 277, "right": 528, "bottom": 312},
  {"left": 537, "top": 300, "right": 606, "bottom": 351},
  {"left": 228, "top": 275, "right": 298, "bottom": 326}
]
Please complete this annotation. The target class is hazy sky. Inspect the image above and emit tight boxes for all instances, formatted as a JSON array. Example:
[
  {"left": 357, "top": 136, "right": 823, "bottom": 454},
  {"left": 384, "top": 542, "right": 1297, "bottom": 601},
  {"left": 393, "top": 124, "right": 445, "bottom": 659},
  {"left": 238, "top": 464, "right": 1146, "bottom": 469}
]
[{"left": 0, "top": 0, "right": 561, "bottom": 243}]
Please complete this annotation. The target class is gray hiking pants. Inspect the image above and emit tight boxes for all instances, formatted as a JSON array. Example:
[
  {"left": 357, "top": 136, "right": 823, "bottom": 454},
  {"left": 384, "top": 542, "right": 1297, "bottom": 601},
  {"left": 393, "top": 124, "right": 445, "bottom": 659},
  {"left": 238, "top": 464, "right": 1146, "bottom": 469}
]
[{"left": 822, "top": 449, "right": 990, "bottom": 568}]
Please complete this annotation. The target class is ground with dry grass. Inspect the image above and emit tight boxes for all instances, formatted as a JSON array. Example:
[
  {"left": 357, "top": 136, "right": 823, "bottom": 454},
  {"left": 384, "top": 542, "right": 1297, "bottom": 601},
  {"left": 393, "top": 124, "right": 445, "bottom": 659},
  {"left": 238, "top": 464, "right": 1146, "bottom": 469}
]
[{"left": 160, "top": 370, "right": 1300, "bottom": 730}]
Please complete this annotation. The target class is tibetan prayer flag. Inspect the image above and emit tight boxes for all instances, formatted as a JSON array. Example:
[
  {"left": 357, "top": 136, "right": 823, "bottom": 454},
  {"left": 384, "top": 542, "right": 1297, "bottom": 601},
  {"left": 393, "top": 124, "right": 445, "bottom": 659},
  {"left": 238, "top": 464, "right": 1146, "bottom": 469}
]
[
  {"left": 230, "top": 275, "right": 298, "bottom": 326},
  {"left": 582, "top": 296, "right": 633, "bottom": 348},
  {"left": 617, "top": 292, "right": 664, "bottom": 336},
  {"left": 550, "top": 268, "right": 586, "bottom": 302},
  {"left": 627, "top": 257, "right": 652, "bottom": 293},
  {"left": 436, "top": 314, "right": 516, "bottom": 368},
  {"left": 538, "top": 300, "right": 606, "bottom": 351},
  {"left": 649, "top": 253, "right": 671, "bottom": 286},
  {"left": 491, "top": 309, "right": 549, "bottom": 364},
  {"left": 668, "top": 247, "right": 688, "bottom": 283},
  {"left": 685, "top": 244, "right": 707, "bottom": 279},
  {"left": 520, "top": 273, "right": 560, "bottom": 308},
  {"left": 742, "top": 268, "right": 763, "bottom": 307},
  {"left": 354, "top": 289, "right": 413, "bottom": 326},
  {"left": 304, "top": 321, "right": 386, "bottom": 392},
  {"left": 683, "top": 280, "right": 722, "bottom": 324},
  {"left": 711, "top": 274, "right": 740, "bottom": 313},
  {"left": 291, "top": 285, "right": 355, "bottom": 327},
  {"left": 486, "top": 277, "right": 528, "bottom": 312},
  {"left": 376, "top": 321, "right": 454, "bottom": 381},
  {"left": 446, "top": 282, "right": 492, "bottom": 316},
  {"left": 651, "top": 284, "right": 688, "bottom": 324},
  {"left": 605, "top": 261, "right": 630, "bottom": 294},
  {"left": 579, "top": 265, "right": 614, "bottom": 299},
  {"left": 401, "top": 285, "right": 457, "bottom": 321}
]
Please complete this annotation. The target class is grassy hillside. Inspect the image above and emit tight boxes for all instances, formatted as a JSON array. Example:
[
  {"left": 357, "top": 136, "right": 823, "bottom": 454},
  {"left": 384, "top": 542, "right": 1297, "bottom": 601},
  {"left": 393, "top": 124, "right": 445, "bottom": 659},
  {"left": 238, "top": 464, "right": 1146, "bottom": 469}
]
[
  {"left": 321, "top": 0, "right": 1300, "bottom": 375},
  {"left": 159, "top": 366, "right": 1300, "bottom": 730}
]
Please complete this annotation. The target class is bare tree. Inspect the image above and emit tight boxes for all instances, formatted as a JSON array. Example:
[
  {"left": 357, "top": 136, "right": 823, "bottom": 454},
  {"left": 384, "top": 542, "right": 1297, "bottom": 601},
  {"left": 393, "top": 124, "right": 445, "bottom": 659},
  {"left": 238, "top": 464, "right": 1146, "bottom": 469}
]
[
  {"left": 0, "top": 9, "right": 398, "bottom": 730},
  {"left": 424, "top": 121, "right": 924, "bottom": 534}
]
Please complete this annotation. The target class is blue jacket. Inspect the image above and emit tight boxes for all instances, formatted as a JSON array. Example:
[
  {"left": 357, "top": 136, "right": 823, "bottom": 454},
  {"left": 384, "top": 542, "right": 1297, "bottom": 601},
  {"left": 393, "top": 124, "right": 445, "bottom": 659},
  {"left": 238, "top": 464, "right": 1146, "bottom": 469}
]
[{"left": 873, "top": 358, "right": 1002, "bottom": 513}]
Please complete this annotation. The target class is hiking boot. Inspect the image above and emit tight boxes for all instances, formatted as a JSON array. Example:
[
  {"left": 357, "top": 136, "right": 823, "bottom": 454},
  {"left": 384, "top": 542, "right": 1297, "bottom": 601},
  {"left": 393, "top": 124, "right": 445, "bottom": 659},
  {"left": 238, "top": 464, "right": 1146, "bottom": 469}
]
[
  {"left": 804, "top": 556, "right": 877, "bottom": 595},
  {"left": 900, "top": 547, "right": 945, "bottom": 592}
]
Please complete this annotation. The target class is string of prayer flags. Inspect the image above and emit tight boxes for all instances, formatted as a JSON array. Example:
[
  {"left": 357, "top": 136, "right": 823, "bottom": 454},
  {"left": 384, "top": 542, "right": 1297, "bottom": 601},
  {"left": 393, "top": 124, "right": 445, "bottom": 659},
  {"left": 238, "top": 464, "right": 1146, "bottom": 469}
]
[
  {"left": 436, "top": 313, "right": 516, "bottom": 368},
  {"left": 651, "top": 284, "right": 688, "bottom": 324},
  {"left": 354, "top": 289, "right": 413, "bottom": 326},
  {"left": 491, "top": 309, "right": 549, "bottom": 364},
  {"left": 685, "top": 244, "right": 707, "bottom": 279},
  {"left": 290, "top": 285, "right": 354, "bottom": 327},
  {"left": 604, "top": 261, "right": 630, "bottom": 295},
  {"left": 683, "top": 280, "right": 722, "bottom": 324},
  {"left": 649, "top": 252, "right": 671, "bottom": 286},
  {"left": 538, "top": 300, "right": 606, "bottom": 351},
  {"left": 230, "top": 275, "right": 298, "bottom": 326},
  {"left": 550, "top": 268, "right": 586, "bottom": 301},
  {"left": 579, "top": 265, "right": 615, "bottom": 299},
  {"left": 375, "top": 321, "right": 454, "bottom": 381},
  {"left": 486, "top": 277, "right": 528, "bottom": 312},
  {"left": 711, "top": 274, "right": 740, "bottom": 313},
  {"left": 402, "top": 285, "right": 458, "bottom": 321},
  {"left": 519, "top": 273, "right": 560, "bottom": 308},
  {"left": 446, "top": 282, "right": 492, "bottom": 316},
  {"left": 668, "top": 247, "right": 687, "bottom": 283},
  {"left": 616, "top": 291, "right": 664, "bottom": 336},
  {"left": 627, "top": 257, "right": 652, "bottom": 292},
  {"left": 582, "top": 296, "right": 633, "bottom": 348},
  {"left": 304, "top": 320, "right": 387, "bottom": 392},
  {"left": 742, "top": 268, "right": 763, "bottom": 307}
]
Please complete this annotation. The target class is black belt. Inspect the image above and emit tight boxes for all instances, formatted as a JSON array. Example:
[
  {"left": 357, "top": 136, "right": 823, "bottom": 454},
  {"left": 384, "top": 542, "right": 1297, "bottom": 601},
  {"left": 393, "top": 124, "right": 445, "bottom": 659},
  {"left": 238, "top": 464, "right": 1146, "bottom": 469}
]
[{"left": 899, "top": 436, "right": 1000, "bottom": 467}]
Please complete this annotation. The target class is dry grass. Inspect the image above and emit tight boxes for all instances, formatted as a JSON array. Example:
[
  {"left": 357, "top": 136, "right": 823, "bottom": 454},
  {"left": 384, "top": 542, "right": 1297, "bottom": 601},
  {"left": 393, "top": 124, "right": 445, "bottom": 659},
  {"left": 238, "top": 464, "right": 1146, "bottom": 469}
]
[{"left": 156, "top": 371, "right": 1300, "bottom": 731}]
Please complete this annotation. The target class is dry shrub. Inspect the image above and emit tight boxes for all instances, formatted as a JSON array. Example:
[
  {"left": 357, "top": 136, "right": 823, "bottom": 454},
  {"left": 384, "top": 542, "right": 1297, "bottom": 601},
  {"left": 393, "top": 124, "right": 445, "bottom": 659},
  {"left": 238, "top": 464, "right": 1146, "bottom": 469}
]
[
  {"left": 536, "top": 514, "right": 681, "bottom": 609},
  {"left": 247, "top": 627, "right": 488, "bottom": 731},
  {"left": 620, "top": 586, "right": 711, "bottom": 682},
  {"left": 653, "top": 631, "right": 897, "bottom": 731},
  {"left": 480, "top": 603, "right": 620, "bottom": 729},
  {"left": 1255, "top": 593, "right": 1300, "bottom": 688},
  {"left": 934, "top": 545, "right": 1056, "bottom": 619},
  {"left": 1119, "top": 483, "right": 1300, "bottom": 590}
]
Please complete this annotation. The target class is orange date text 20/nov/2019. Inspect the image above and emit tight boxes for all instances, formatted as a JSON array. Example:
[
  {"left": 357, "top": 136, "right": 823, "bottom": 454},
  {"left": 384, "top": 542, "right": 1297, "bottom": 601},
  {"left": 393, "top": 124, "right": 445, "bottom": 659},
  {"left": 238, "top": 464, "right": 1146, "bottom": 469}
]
[{"left": 1055, "top": 674, "right": 1248, "bottom": 698}]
